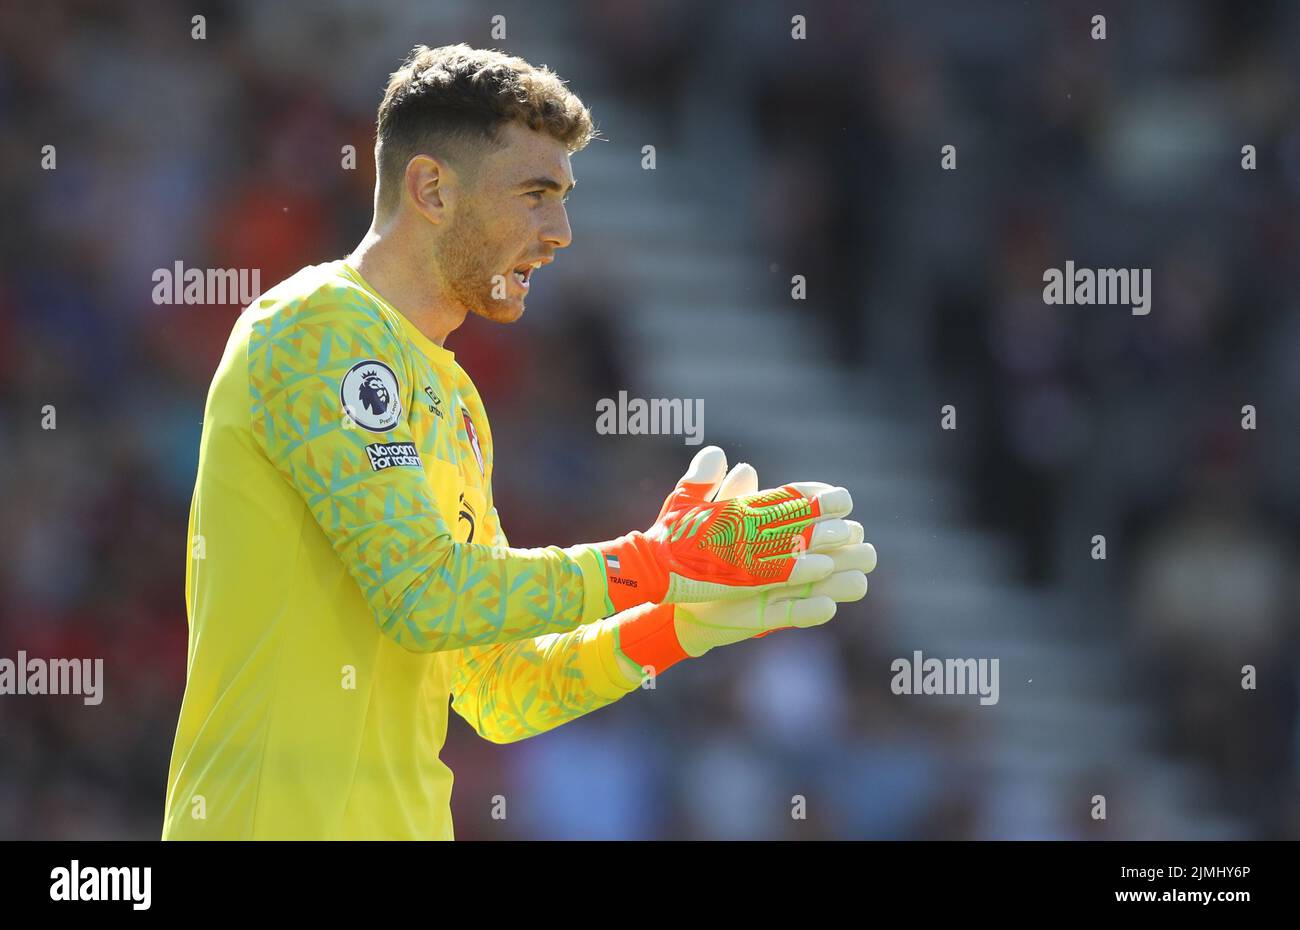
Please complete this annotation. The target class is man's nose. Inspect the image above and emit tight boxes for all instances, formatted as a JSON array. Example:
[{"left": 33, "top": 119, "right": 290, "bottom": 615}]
[{"left": 542, "top": 206, "right": 572, "bottom": 250}]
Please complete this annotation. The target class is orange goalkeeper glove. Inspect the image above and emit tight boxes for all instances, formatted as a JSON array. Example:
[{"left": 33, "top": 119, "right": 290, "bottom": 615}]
[
  {"left": 579, "top": 445, "right": 861, "bottom": 613},
  {"left": 610, "top": 456, "right": 877, "bottom": 676}
]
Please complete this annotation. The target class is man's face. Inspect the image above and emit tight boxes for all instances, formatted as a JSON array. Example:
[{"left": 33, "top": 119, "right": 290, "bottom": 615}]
[{"left": 434, "top": 121, "right": 574, "bottom": 323}]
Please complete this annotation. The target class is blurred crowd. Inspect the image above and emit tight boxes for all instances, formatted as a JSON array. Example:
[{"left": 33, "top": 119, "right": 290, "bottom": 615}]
[
  {"left": 745, "top": 0, "right": 1300, "bottom": 836},
  {"left": 1, "top": 0, "right": 1296, "bottom": 839}
]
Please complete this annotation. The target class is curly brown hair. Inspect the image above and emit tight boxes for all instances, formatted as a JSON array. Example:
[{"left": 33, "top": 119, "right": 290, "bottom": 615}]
[{"left": 374, "top": 44, "right": 596, "bottom": 214}]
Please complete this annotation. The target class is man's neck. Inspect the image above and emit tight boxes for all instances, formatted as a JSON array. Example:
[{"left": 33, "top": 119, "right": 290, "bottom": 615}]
[{"left": 348, "top": 227, "right": 466, "bottom": 347}]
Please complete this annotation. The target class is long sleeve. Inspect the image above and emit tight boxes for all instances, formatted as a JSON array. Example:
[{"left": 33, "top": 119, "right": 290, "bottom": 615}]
[
  {"left": 246, "top": 296, "right": 610, "bottom": 652},
  {"left": 449, "top": 527, "right": 658, "bottom": 744}
]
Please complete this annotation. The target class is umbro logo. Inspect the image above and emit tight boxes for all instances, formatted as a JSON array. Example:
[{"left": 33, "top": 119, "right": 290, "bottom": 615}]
[{"left": 424, "top": 386, "right": 445, "bottom": 418}]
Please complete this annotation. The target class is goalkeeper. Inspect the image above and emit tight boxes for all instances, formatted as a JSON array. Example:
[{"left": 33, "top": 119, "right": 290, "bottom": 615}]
[{"left": 162, "top": 44, "right": 876, "bottom": 840}]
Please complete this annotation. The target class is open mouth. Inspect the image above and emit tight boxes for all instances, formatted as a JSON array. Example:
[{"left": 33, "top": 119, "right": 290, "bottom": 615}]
[{"left": 511, "top": 259, "right": 547, "bottom": 291}]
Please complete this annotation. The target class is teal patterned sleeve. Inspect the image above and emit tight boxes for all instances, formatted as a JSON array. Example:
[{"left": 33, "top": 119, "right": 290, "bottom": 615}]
[
  {"left": 246, "top": 291, "right": 609, "bottom": 651},
  {"left": 449, "top": 523, "right": 644, "bottom": 744}
]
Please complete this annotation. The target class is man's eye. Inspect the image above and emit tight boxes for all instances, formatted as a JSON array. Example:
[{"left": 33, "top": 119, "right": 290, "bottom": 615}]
[{"left": 526, "top": 191, "right": 545, "bottom": 200}]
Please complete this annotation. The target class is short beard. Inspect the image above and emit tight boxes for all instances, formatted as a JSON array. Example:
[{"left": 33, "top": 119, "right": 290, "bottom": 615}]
[{"left": 437, "top": 208, "right": 522, "bottom": 324}]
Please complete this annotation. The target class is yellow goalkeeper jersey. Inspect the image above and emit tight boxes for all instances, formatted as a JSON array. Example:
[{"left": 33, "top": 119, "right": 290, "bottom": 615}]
[{"left": 162, "top": 259, "right": 638, "bottom": 840}]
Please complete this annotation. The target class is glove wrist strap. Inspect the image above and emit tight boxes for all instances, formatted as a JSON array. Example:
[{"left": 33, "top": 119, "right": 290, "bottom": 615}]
[
  {"left": 617, "top": 603, "right": 690, "bottom": 677},
  {"left": 591, "top": 532, "right": 668, "bottom": 613}
]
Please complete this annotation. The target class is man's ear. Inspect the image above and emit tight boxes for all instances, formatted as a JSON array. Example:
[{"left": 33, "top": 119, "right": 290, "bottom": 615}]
[{"left": 405, "top": 154, "right": 451, "bottom": 223}]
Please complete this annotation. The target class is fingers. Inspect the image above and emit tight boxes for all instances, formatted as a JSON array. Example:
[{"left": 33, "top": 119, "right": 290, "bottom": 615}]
[
  {"left": 676, "top": 445, "right": 728, "bottom": 500},
  {"left": 812, "top": 570, "right": 869, "bottom": 602},
  {"left": 807, "top": 486, "right": 853, "bottom": 520},
  {"left": 784, "top": 481, "right": 835, "bottom": 497},
  {"left": 766, "top": 484, "right": 850, "bottom": 521},
  {"left": 845, "top": 520, "right": 864, "bottom": 546},
  {"left": 785, "top": 552, "right": 835, "bottom": 585},
  {"left": 750, "top": 485, "right": 853, "bottom": 525},
  {"left": 771, "top": 568, "right": 869, "bottom": 605},
  {"left": 826, "top": 542, "right": 877, "bottom": 574},
  {"left": 781, "top": 595, "right": 838, "bottom": 629},
  {"left": 713, "top": 462, "right": 757, "bottom": 502},
  {"left": 807, "top": 518, "right": 853, "bottom": 551},
  {"left": 758, "top": 570, "right": 866, "bottom": 640}
]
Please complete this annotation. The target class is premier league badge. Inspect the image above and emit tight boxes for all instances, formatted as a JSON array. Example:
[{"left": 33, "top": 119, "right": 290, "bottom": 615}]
[{"left": 340, "top": 360, "right": 402, "bottom": 432}]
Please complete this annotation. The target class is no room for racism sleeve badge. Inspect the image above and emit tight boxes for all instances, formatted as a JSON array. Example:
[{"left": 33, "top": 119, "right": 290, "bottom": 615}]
[{"left": 340, "top": 360, "right": 403, "bottom": 432}]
